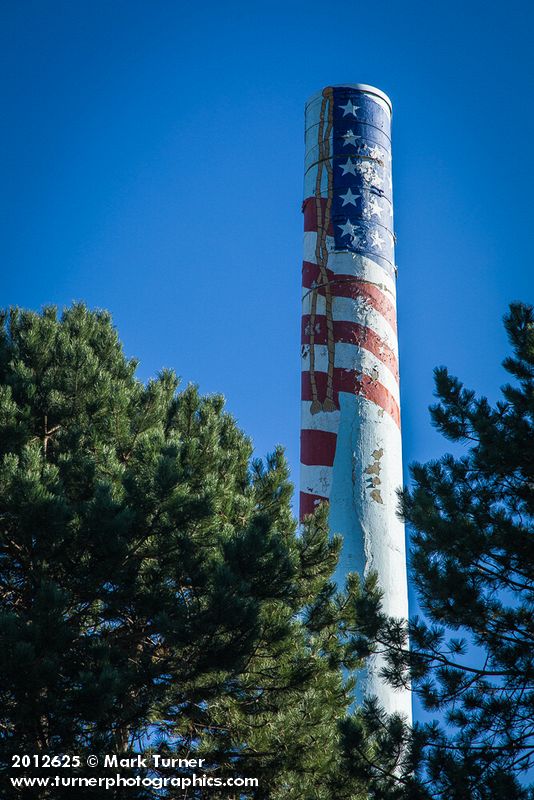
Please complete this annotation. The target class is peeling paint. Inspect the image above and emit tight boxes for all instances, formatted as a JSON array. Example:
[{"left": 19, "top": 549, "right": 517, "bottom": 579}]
[
  {"left": 370, "top": 488, "right": 384, "bottom": 504},
  {"left": 365, "top": 461, "right": 381, "bottom": 475}
]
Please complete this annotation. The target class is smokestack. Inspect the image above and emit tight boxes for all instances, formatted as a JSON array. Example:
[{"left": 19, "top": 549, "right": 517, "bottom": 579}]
[{"left": 300, "top": 84, "right": 411, "bottom": 719}]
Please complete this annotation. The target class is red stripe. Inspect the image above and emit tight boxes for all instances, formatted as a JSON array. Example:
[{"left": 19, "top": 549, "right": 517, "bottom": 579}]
[
  {"left": 302, "top": 261, "right": 397, "bottom": 331},
  {"left": 301, "top": 369, "right": 400, "bottom": 427},
  {"left": 299, "top": 491, "right": 328, "bottom": 520},
  {"left": 302, "top": 317, "right": 399, "bottom": 382},
  {"left": 300, "top": 429, "right": 337, "bottom": 467},
  {"left": 302, "top": 198, "right": 335, "bottom": 236}
]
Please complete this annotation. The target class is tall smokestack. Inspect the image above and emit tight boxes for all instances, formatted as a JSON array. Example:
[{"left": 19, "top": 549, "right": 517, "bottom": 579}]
[{"left": 300, "top": 84, "right": 411, "bottom": 719}]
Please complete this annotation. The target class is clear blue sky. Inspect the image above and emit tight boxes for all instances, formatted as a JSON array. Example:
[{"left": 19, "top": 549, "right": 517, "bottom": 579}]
[{"left": 2, "top": 1, "right": 533, "bottom": 509}]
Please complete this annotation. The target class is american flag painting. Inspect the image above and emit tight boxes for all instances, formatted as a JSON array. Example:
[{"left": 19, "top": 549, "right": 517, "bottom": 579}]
[{"left": 300, "top": 85, "right": 411, "bottom": 718}]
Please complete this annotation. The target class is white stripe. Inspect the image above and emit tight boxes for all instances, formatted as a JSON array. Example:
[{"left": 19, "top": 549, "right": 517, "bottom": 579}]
[
  {"left": 304, "top": 142, "right": 333, "bottom": 175},
  {"left": 301, "top": 402, "right": 340, "bottom": 433},
  {"left": 301, "top": 343, "right": 399, "bottom": 401},
  {"left": 300, "top": 464, "right": 333, "bottom": 498},
  {"left": 303, "top": 168, "right": 329, "bottom": 198},
  {"left": 301, "top": 293, "right": 398, "bottom": 357},
  {"left": 303, "top": 232, "right": 396, "bottom": 300},
  {"left": 309, "top": 341, "right": 399, "bottom": 399}
]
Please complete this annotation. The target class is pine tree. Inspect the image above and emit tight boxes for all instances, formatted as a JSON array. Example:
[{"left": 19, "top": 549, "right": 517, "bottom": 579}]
[
  {"left": 357, "top": 303, "right": 534, "bottom": 800},
  {"left": 0, "top": 304, "right": 371, "bottom": 800}
]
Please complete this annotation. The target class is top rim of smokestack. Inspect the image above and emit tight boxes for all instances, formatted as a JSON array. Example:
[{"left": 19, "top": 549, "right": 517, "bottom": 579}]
[{"left": 305, "top": 84, "right": 392, "bottom": 115}]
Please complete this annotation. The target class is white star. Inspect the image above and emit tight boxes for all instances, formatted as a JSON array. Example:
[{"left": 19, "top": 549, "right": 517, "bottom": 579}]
[
  {"left": 338, "top": 157, "right": 357, "bottom": 176},
  {"left": 368, "top": 198, "right": 384, "bottom": 219},
  {"left": 356, "top": 161, "right": 376, "bottom": 184},
  {"left": 370, "top": 230, "right": 385, "bottom": 251},
  {"left": 339, "top": 188, "right": 360, "bottom": 207},
  {"left": 339, "top": 99, "right": 359, "bottom": 117},
  {"left": 350, "top": 229, "right": 364, "bottom": 249},
  {"left": 367, "top": 145, "right": 383, "bottom": 162},
  {"left": 342, "top": 129, "right": 360, "bottom": 147},
  {"left": 372, "top": 172, "right": 384, "bottom": 190},
  {"left": 338, "top": 219, "right": 356, "bottom": 238}
]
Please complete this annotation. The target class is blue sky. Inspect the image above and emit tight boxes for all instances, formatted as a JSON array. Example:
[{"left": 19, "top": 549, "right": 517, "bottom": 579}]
[{"left": 2, "top": 2, "right": 532, "bottom": 527}]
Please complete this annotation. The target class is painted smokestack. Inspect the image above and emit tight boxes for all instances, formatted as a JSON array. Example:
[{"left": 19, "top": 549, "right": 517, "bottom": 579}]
[{"left": 300, "top": 84, "right": 411, "bottom": 719}]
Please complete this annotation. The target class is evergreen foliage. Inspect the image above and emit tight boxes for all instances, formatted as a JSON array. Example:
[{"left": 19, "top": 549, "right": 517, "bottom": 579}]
[{"left": 0, "top": 304, "right": 375, "bottom": 799}]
